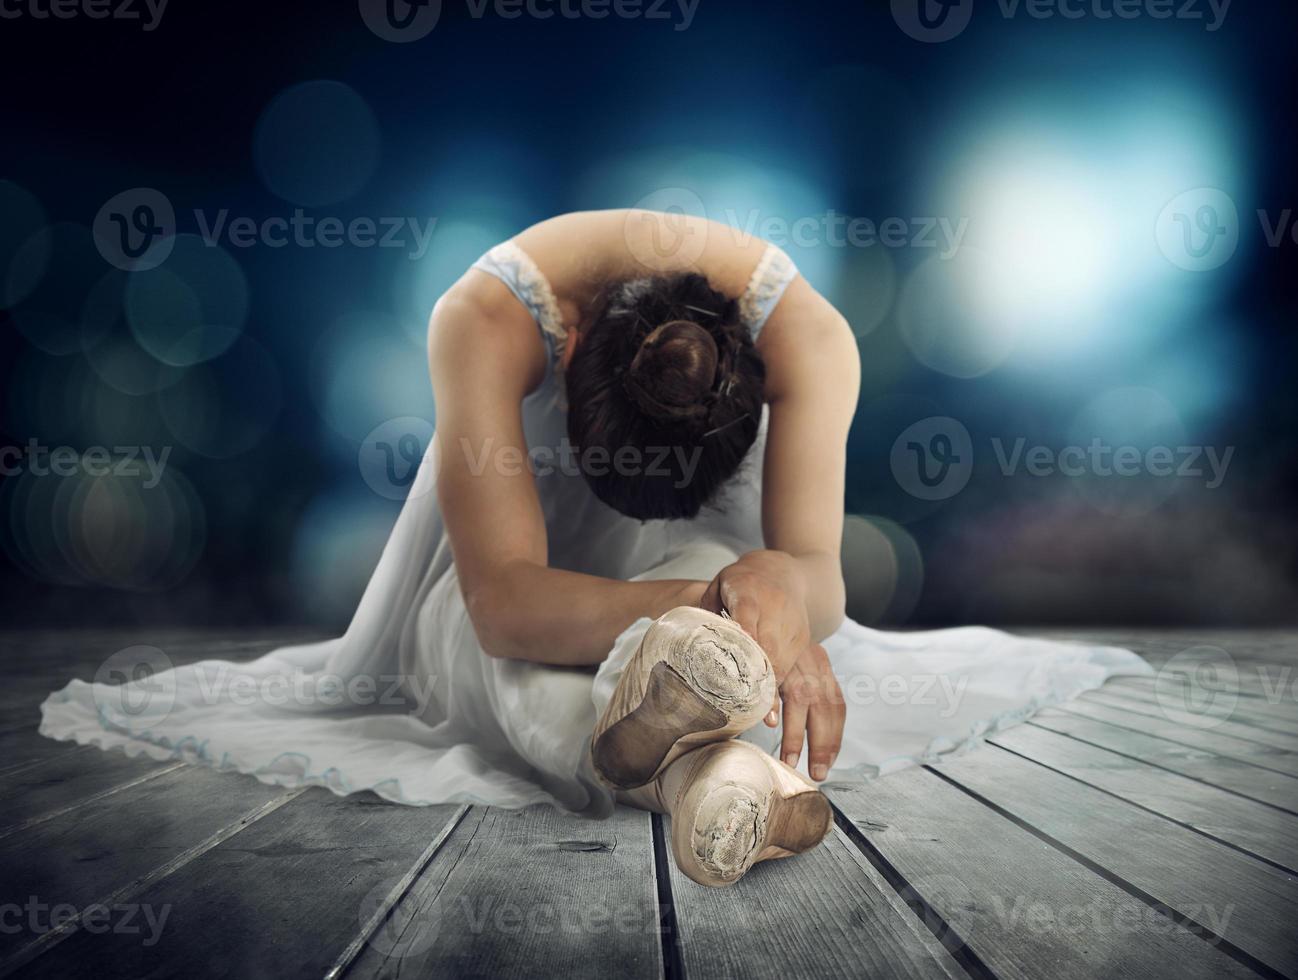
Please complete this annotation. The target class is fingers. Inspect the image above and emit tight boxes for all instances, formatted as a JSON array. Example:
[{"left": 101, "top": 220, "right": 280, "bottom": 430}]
[
  {"left": 780, "top": 645, "right": 844, "bottom": 782},
  {"left": 699, "top": 576, "right": 723, "bottom": 615},
  {"left": 779, "top": 680, "right": 809, "bottom": 771},
  {"left": 805, "top": 693, "right": 846, "bottom": 782},
  {"left": 764, "top": 692, "right": 780, "bottom": 727}
]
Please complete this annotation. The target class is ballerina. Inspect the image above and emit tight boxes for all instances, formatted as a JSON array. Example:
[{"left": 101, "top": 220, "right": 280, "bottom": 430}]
[{"left": 41, "top": 209, "right": 1151, "bottom": 886}]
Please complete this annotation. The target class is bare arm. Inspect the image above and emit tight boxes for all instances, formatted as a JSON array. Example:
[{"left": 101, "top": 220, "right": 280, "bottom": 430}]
[
  {"left": 429, "top": 275, "right": 705, "bottom": 666},
  {"left": 699, "top": 276, "right": 859, "bottom": 781},
  {"left": 758, "top": 275, "right": 859, "bottom": 640}
]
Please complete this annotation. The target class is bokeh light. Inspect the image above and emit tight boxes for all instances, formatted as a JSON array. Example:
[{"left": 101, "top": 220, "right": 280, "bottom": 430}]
[
  {"left": 5, "top": 223, "right": 110, "bottom": 356},
  {"left": 157, "top": 336, "right": 283, "bottom": 459},
  {"left": 289, "top": 489, "right": 397, "bottom": 624},
  {"left": 253, "top": 80, "right": 381, "bottom": 207},
  {"left": 0, "top": 179, "right": 48, "bottom": 308},
  {"left": 125, "top": 234, "right": 249, "bottom": 367},
  {"left": 309, "top": 311, "right": 434, "bottom": 459},
  {"left": 841, "top": 514, "right": 924, "bottom": 625},
  {"left": 898, "top": 249, "right": 1021, "bottom": 378},
  {"left": 1065, "top": 387, "right": 1190, "bottom": 516}
]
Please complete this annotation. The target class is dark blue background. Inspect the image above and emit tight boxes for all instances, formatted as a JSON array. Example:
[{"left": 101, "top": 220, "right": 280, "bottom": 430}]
[{"left": 1, "top": 0, "right": 1295, "bottom": 628}]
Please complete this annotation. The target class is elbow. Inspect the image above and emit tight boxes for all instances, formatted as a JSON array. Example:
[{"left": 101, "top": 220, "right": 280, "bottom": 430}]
[
  {"left": 462, "top": 580, "right": 528, "bottom": 661},
  {"left": 814, "top": 578, "right": 847, "bottom": 643}
]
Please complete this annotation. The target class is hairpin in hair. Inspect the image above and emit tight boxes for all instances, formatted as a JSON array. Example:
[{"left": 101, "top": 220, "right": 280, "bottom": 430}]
[
  {"left": 702, "top": 412, "right": 752, "bottom": 439},
  {"left": 681, "top": 304, "right": 718, "bottom": 318},
  {"left": 715, "top": 374, "right": 738, "bottom": 398}
]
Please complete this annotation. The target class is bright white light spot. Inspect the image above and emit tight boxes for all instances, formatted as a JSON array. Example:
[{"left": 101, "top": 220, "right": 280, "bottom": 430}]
[{"left": 971, "top": 163, "right": 1117, "bottom": 330}]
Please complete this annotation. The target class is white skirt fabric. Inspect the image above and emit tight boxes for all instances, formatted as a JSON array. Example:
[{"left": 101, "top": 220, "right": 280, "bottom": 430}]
[{"left": 40, "top": 513, "right": 1151, "bottom": 816}]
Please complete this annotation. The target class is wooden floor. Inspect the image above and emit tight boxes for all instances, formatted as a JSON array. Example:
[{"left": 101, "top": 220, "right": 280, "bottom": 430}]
[{"left": 0, "top": 629, "right": 1295, "bottom": 979}]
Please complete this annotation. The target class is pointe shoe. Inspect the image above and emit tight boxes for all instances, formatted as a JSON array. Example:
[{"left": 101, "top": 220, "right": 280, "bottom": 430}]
[
  {"left": 591, "top": 606, "right": 776, "bottom": 790},
  {"left": 621, "top": 740, "right": 833, "bottom": 888}
]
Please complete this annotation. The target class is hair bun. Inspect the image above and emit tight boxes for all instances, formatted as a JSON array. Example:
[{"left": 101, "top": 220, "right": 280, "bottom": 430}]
[{"left": 622, "top": 319, "right": 719, "bottom": 422}]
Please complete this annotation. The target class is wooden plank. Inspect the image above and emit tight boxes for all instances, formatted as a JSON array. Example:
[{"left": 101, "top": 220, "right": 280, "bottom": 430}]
[
  {"left": 827, "top": 767, "right": 1258, "bottom": 980},
  {"left": 0, "top": 736, "right": 174, "bottom": 820},
  {"left": 345, "top": 803, "right": 664, "bottom": 980},
  {"left": 0, "top": 765, "right": 290, "bottom": 964},
  {"left": 927, "top": 744, "right": 1298, "bottom": 976},
  {"left": 663, "top": 814, "right": 965, "bottom": 980},
  {"left": 1060, "top": 700, "right": 1298, "bottom": 778},
  {"left": 1029, "top": 709, "right": 1298, "bottom": 813},
  {"left": 19, "top": 791, "right": 467, "bottom": 980},
  {"left": 1115, "top": 674, "right": 1298, "bottom": 718},
  {"left": 989, "top": 724, "right": 1298, "bottom": 872},
  {"left": 0, "top": 730, "right": 86, "bottom": 777},
  {"left": 1083, "top": 690, "right": 1298, "bottom": 753},
  {"left": 1103, "top": 680, "right": 1298, "bottom": 735}
]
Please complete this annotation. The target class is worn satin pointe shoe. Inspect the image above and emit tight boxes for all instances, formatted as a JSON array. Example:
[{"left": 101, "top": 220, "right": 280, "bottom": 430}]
[
  {"left": 591, "top": 606, "right": 777, "bottom": 790},
  {"left": 620, "top": 740, "right": 833, "bottom": 888}
]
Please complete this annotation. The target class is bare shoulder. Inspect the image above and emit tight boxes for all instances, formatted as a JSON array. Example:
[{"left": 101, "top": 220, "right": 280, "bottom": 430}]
[
  {"left": 427, "top": 270, "right": 548, "bottom": 399},
  {"left": 757, "top": 277, "right": 858, "bottom": 404},
  {"left": 514, "top": 209, "right": 772, "bottom": 299}
]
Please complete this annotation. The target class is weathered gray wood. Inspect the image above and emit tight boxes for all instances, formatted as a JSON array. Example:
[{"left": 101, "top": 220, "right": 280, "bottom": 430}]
[
  {"left": 1115, "top": 673, "right": 1298, "bottom": 722},
  {"left": 1059, "top": 700, "right": 1298, "bottom": 777},
  {"left": 346, "top": 803, "right": 663, "bottom": 980},
  {"left": 19, "top": 790, "right": 466, "bottom": 980},
  {"left": 664, "top": 815, "right": 965, "bottom": 980},
  {"left": 827, "top": 767, "right": 1258, "bottom": 980},
  {"left": 928, "top": 743, "right": 1298, "bottom": 975},
  {"left": 1084, "top": 689, "right": 1298, "bottom": 753},
  {"left": 990, "top": 723, "right": 1298, "bottom": 871},
  {"left": 0, "top": 730, "right": 86, "bottom": 777},
  {"left": 1029, "top": 709, "right": 1298, "bottom": 812},
  {"left": 0, "top": 765, "right": 289, "bottom": 963},
  {"left": 0, "top": 747, "right": 178, "bottom": 833},
  {"left": 1103, "top": 678, "right": 1298, "bottom": 735}
]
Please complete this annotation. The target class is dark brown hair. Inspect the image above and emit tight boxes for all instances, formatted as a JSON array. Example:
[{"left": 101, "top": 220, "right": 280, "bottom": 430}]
[{"left": 565, "top": 273, "right": 765, "bottom": 520}]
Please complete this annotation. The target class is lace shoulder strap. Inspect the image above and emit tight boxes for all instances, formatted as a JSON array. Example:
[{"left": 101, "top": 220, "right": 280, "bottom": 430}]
[
  {"left": 738, "top": 243, "right": 799, "bottom": 338},
  {"left": 471, "top": 241, "right": 568, "bottom": 373}
]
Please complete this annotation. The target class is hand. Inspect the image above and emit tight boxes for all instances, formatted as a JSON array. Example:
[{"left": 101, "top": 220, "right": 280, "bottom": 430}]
[
  {"left": 765, "top": 643, "right": 844, "bottom": 782},
  {"left": 699, "top": 550, "right": 810, "bottom": 682}
]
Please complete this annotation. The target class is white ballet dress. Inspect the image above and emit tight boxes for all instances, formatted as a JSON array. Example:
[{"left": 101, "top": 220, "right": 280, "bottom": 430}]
[{"left": 39, "top": 240, "right": 1152, "bottom": 815}]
